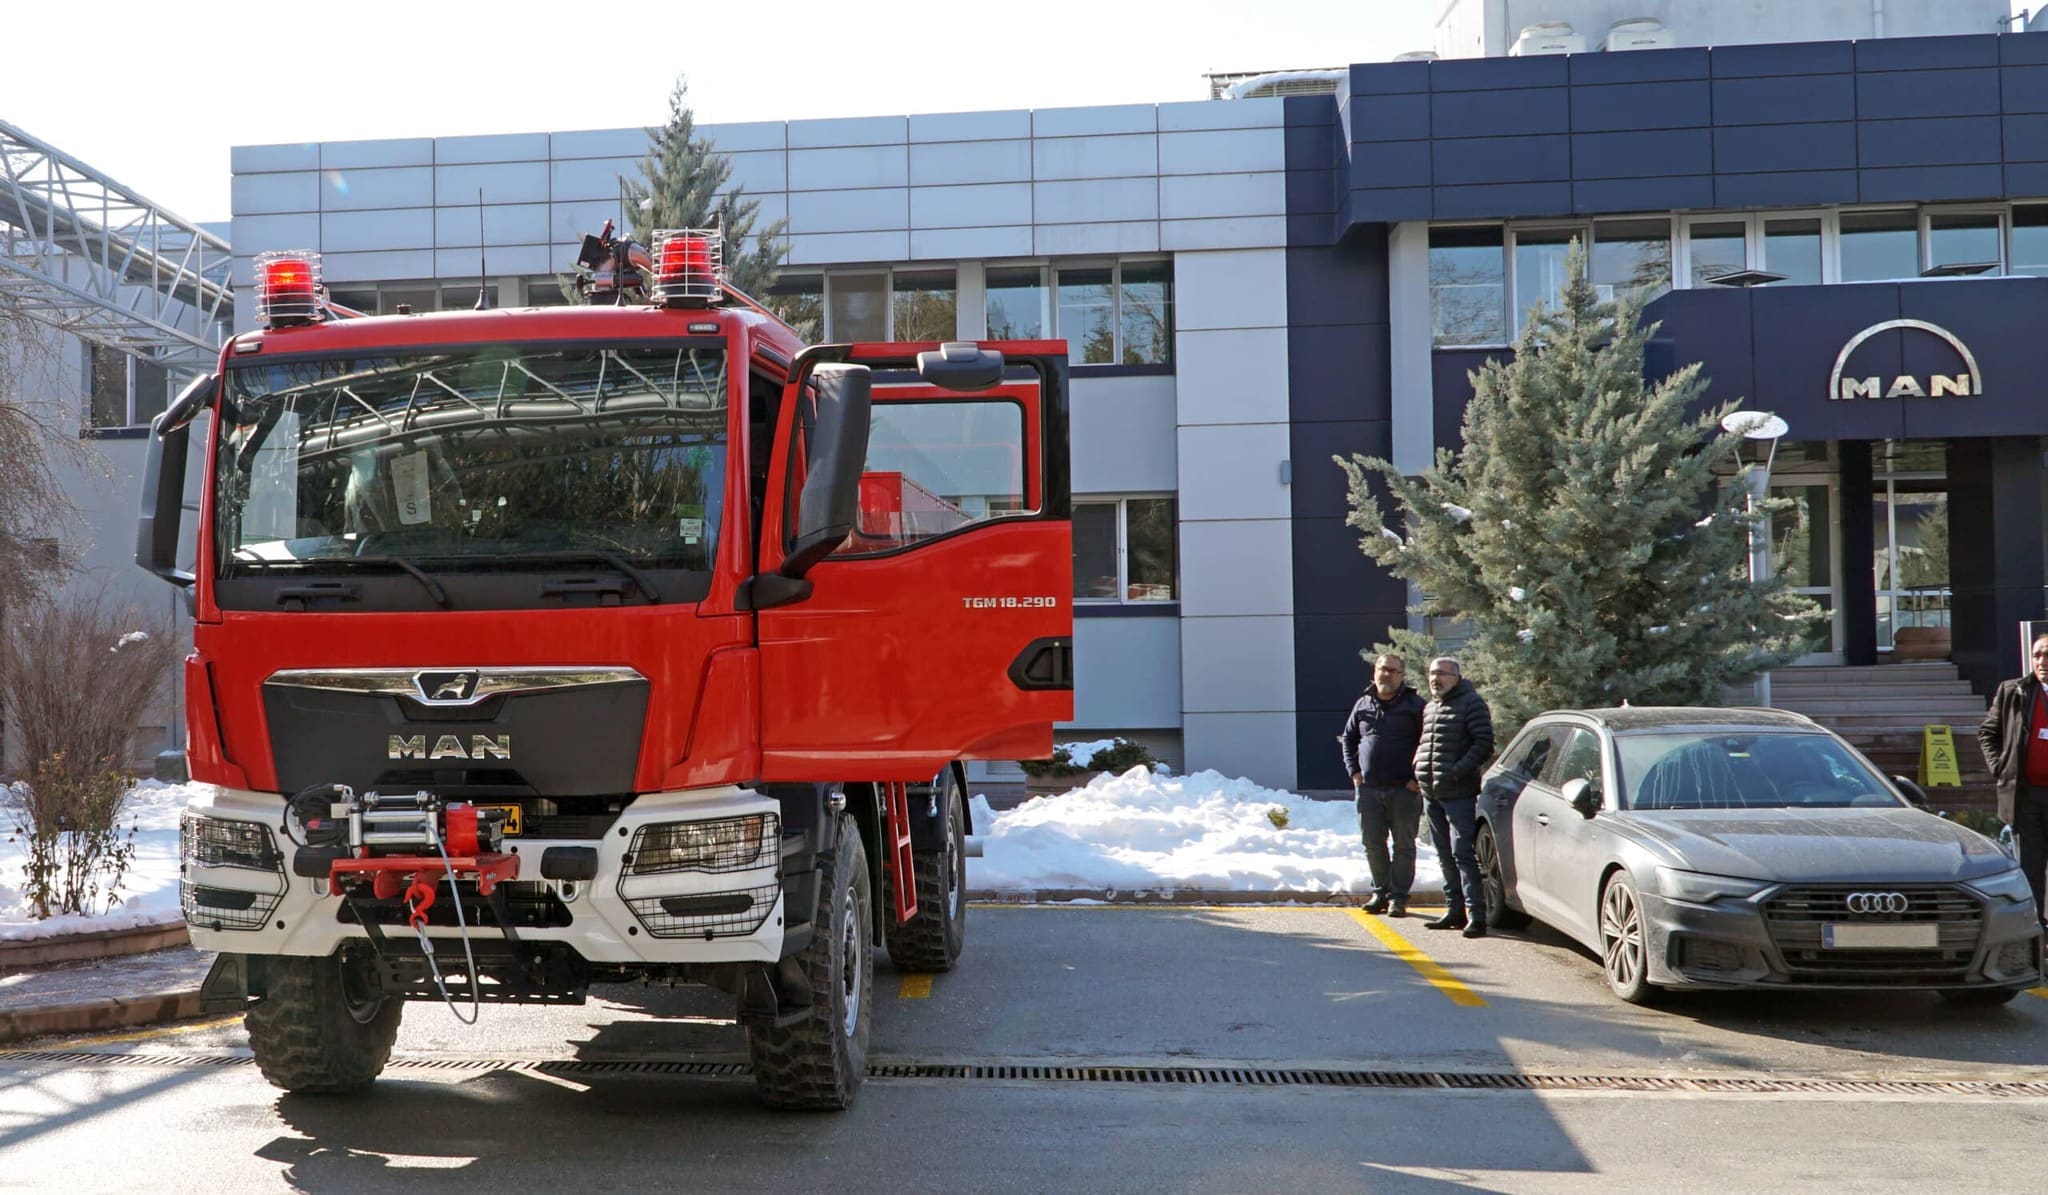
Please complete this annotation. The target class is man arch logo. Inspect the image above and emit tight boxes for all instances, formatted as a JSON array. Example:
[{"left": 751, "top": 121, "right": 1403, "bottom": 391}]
[{"left": 1828, "top": 319, "right": 1980, "bottom": 401}]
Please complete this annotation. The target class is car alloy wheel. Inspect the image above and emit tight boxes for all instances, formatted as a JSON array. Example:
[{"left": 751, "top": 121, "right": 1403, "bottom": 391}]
[{"left": 1599, "top": 874, "right": 1657, "bottom": 1004}]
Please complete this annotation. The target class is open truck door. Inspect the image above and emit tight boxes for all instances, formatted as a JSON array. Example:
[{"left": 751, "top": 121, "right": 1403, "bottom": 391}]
[{"left": 752, "top": 341, "right": 1073, "bottom": 780}]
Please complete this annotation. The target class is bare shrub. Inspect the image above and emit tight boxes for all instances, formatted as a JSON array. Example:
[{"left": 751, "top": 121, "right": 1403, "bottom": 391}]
[
  {"left": 0, "top": 585, "right": 178, "bottom": 917},
  {"left": 0, "top": 306, "right": 87, "bottom": 614}
]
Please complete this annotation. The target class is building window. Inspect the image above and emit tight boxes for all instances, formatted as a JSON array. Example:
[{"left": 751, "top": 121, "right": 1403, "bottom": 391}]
[
  {"left": 986, "top": 266, "right": 1048, "bottom": 338},
  {"left": 1838, "top": 210, "right": 1918, "bottom": 282},
  {"left": 1073, "top": 496, "right": 1177, "bottom": 604},
  {"left": 1925, "top": 211, "right": 2002, "bottom": 275},
  {"left": 2013, "top": 205, "right": 2048, "bottom": 276},
  {"left": 1429, "top": 226, "right": 1506, "bottom": 346},
  {"left": 1057, "top": 266, "right": 1115, "bottom": 363},
  {"left": 892, "top": 270, "right": 958, "bottom": 341},
  {"left": 1046, "top": 261, "right": 1172, "bottom": 367},
  {"left": 1591, "top": 218, "right": 1671, "bottom": 306},
  {"left": 1762, "top": 217, "right": 1823, "bottom": 285},
  {"left": 1684, "top": 219, "right": 1748, "bottom": 286},
  {"left": 86, "top": 346, "right": 169, "bottom": 429},
  {"left": 766, "top": 273, "right": 823, "bottom": 341},
  {"left": 438, "top": 284, "right": 500, "bottom": 312},
  {"left": 1117, "top": 261, "right": 1174, "bottom": 365},
  {"left": 1512, "top": 226, "right": 1587, "bottom": 334}
]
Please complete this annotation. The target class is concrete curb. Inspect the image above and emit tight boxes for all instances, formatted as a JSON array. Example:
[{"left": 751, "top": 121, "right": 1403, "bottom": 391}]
[
  {"left": 0, "top": 988, "right": 206, "bottom": 1045},
  {"left": 0, "top": 923, "right": 189, "bottom": 970}
]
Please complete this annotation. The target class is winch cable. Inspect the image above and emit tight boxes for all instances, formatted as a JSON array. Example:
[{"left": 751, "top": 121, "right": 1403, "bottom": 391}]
[{"left": 409, "top": 814, "right": 484, "bottom": 1026}]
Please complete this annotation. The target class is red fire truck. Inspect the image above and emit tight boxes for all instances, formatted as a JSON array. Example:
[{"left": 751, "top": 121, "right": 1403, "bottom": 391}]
[{"left": 137, "top": 226, "right": 1072, "bottom": 1108}]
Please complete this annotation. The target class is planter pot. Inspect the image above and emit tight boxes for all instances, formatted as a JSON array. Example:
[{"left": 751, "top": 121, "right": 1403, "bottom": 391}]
[{"left": 1891, "top": 626, "right": 1950, "bottom": 662}]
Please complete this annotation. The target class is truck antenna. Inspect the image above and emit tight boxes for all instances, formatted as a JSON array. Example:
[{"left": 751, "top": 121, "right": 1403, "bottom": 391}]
[{"left": 474, "top": 189, "right": 490, "bottom": 311}]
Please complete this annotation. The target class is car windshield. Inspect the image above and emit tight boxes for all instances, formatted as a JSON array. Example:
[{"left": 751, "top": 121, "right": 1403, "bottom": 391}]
[
  {"left": 214, "top": 343, "right": 727, "bottom": 577},
  {"left": 1614, "top": 731, "right": 1906, "bottom": 811}
]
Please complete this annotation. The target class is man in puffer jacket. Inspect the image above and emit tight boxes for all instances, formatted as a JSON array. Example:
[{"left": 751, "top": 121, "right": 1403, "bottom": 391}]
[{"left": 1413, "top": 657, "right": 1495, "bottom": 938}]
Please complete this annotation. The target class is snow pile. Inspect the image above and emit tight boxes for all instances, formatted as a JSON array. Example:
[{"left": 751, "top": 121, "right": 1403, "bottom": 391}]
[
  {"left": 1, "top": 780, "right": 193, "bottom": 941},
  {"left": 1056, "top": 739, "right": 1121, "bottom": 769},
  {"left": 970, "top": 767, "right": 1444, "bottom": 896}
]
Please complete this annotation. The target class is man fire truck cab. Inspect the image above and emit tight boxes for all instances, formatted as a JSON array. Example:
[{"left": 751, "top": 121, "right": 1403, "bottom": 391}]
[{"left": 136, "top": 226, "right": 1073, "bottom": 1109}]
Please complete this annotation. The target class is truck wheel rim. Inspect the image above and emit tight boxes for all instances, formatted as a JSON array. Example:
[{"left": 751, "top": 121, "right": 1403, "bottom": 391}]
[
  {"left": 338, "top": 943, "right": 385, "bottom": 1025},
  {"left": 1478, "top": 830, "right": 1503, "bottom": 918},
  {"left": 841, "top": 887, "right": 863, "bottom": 1035},
  {"left": 1601, "top": 882, "right": 1643, "bottom": 992}
]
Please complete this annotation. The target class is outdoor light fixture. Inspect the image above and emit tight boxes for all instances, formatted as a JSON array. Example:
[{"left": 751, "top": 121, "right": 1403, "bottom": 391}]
[
  {"left": 1722, "top": 410, "right": 1788, "bottom": 708},
  {"left": 650, "top": 228, "right": 723, "bottom": 308},
  {"left": 255, "top": 250, "right": 325, "bottom": 328}
]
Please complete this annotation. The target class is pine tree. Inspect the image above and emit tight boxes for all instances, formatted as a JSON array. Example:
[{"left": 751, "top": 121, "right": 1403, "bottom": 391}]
[
  {"left": 1334, "top": 242, "right": 1819, "bottom": 733},
  {"left": 609, "top": 76, "right": 791, "bottom": 304}
]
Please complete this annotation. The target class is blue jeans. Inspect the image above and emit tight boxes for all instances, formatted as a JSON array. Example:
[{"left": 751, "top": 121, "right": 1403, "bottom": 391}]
[
  {"left": 1425, "top": 796, "right": 1487, "bottom": 916},
  {"left": 1356, "top": 785, "right": 1422, "bottom": 899}
]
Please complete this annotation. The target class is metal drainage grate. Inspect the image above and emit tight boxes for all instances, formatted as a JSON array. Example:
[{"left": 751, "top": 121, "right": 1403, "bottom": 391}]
[{"left": 5, "top": 1050, "right": 2048, "bottom": 1098}]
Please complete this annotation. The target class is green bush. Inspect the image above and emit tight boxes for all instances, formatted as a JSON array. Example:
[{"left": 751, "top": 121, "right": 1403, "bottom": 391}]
[{"left": 1018, "top": 737, "right": 1157, "bottom": 779}]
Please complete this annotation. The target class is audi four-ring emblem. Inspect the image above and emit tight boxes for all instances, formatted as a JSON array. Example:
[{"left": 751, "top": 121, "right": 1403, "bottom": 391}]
[{"left": 1844, "top": 891, "right": 1910, "bottom": 914}]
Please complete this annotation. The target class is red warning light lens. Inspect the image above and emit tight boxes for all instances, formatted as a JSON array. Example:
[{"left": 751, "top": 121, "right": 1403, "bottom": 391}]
[
  {"left": 255, "top": 250, "right": 325, "bottom": 327},
  {"left": 650, "top": 229, "right": 723, "bottom": 307}
]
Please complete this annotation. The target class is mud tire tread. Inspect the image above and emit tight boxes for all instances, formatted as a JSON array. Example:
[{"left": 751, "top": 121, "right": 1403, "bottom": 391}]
[
  {"left": 884, "top": 770, "right": 967, "bottom": 973},
  {"left": 244, "top": 949, "right": 401, "bottom": 1094},
  {"left": 748, "top": 815, "right": 871, "bottom": 1111}
]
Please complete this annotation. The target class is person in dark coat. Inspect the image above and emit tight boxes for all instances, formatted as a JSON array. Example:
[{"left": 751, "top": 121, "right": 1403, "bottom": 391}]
[
  {"left": 1339, "top": 653, "right": 1426, "bottom": 917},
  {"left": 1413, "top": 657, "right": 1495, "bottom": 938},
  {"left": 1976, "top": 633, "right": 2048, "bottom": 922}
]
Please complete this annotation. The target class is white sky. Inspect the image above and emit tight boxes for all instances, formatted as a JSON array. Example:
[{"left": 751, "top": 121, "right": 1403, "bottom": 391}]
[{"left": 0, "top": 0, "right": 1433, "bottom": 225}]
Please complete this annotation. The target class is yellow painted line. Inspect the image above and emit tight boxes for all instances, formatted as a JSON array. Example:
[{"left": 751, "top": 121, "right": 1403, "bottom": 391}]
[
  {"left": 2028, "top": 987, "right": 2048, "bottom": 1000},
  {"left": 60, "top": 1015, "right": 242, "bottom": 1046},
  {"left": 898, "top": 973, "right": 934, "bottom": 999},
  {"left": 1344, "top": 908, "right": 1486, "bottom": 1008}
]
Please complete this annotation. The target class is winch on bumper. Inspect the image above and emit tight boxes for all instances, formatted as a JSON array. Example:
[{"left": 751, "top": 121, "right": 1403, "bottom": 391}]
[{"left": 179, "top": 782, "right": 788, "bottom": 969}]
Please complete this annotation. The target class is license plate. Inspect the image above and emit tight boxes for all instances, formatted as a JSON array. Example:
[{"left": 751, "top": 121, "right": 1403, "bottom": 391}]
[
  {"left": 476, "top": 803, "right": 523, "bottom": 835},
  {"left": 1822, "top": 922, "right": 1937, "bottom": 949}
]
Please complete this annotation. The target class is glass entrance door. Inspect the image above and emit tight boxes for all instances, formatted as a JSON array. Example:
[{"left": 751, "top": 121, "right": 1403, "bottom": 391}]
[
  {"left": 1872, "top": 442, "right": 1949, "bottom": 658},
  {"left": 1770, "top": 481, "right": 1842, "bottom": 664}
]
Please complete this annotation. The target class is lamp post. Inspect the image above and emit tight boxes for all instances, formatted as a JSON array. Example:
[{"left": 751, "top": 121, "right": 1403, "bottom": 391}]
[{"left": 1721, "top": 410, "right": 1788, "bottom": 708}]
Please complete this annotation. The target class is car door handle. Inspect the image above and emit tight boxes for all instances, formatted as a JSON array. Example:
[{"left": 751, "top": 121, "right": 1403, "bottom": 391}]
[{"left": 1535, "top": 813, "right": 1550, "bottom": 826}]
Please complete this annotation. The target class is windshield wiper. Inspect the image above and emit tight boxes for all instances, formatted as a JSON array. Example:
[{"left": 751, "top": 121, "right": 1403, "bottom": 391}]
[
  {"left": 233, "top": 553, "right": 451, "bottom": 607},
  {"left": 488, "top": 549, "right": 663, "bottom": 604}
]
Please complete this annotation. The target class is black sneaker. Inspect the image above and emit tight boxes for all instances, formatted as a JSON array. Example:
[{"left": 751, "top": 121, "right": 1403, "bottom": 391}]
[
  {"left": 1388, "top": 899, "right": 1408, "bottom": 918},
  {"left": 1424, "top": 910, "right": 1467, "bottom": 930},
  {"left": 1363, "top": 894, "right": 1391, "bottom": 915},
  {"left": 1462, "top": 921, "right": 1488, "bottom": 939}
]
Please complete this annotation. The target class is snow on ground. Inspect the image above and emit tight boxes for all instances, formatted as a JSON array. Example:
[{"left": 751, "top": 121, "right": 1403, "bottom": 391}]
[
  {"left": 0, "top": 770, "right": 1449, "bottom": 940},
  {"left": 970, "top": 767, "right": 1443, "bottom": 897},
  {"left": 1, "top": 780, "right": 193, "bottom": 941}
]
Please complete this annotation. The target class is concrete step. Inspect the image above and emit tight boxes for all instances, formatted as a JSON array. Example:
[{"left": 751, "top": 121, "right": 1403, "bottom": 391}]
[
  {"left": 1814, "top": 713, "right": 1991, "bottom": 730},
  {"left": 1755, "top": 682, "right": 1980, "bottom": 699},
  {"left": 1771, "top": 663, "right": 1961, "bottom": 683},
  {"left": 1773, "top": 699, "right": 1987, "bottom": 718}
]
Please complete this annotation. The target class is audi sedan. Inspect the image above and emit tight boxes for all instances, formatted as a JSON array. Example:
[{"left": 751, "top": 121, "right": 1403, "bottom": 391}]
[{"left": 1474, "top": 707, "right": 2042, "bottom": 1004}]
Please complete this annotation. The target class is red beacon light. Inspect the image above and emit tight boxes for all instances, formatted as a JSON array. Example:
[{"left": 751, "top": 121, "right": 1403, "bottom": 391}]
[
  {"left": 650, "top": 228, "right": 722, "bottom": 308},
  {"left": 255, "top": 250, "right": 326, "bottom": 328}
]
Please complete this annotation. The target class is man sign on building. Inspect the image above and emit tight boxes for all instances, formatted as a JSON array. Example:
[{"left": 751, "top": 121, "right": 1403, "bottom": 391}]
[{"left": 1340, "top": 653, "right": 1425, "bottom": 917}]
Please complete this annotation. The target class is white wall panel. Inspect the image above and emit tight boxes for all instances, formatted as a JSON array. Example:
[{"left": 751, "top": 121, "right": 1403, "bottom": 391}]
[
  {"left": 789, "top": 115, "right": 906, "bottom": 149},
  {"left": 231, "top": 173, "right": 319, "bottom": 215},
  {"left": 1070, "top": 375, "right": 1177, "bottom": 495},
  {"left": 1180, "top": 616, "right": 1296, "bottom": 713},
  {"left": 1034, "top": 104, "right": 1155, "bottom": 138},
  {"left": 1072, "top": 617, "right": 1182, "bottom": 729},
  {"left": 1173, "top": 330, "right": 1291, "bottom": 427},
  {"left": 1176, "top": 424, "right": 1292, "bottom": 521},
  {"left": 435, "top": 133, "right": 549, "bottom": 164},
  {"left": 1181, "top": 712, "right": 1297, "bottom": 790},
  {"left": 1174, "top": 248, "right": 1288, "bottom": 331},
  {"left": 1159, "top": 172, "right": 1285, "bottom": 220},
  {"left": 1031, "top": 178, "right": 1157, "bottom": 224},
  {"left": 909, "top": 183, "right": 1033, "bottom": 229},
  {"left": 551, "top": 128, "right": 650, "bottom": 159},
  {"left": 436, "top": 245, "right": 550, "bottom": 277},
  {"left": 785, "top": 230, "right": 910, "bottom": 265},
  {"left": 1033, "top": 221, "right": 1160, "bottom": 256},
  {"left": 1161, "top": 216, "right": 1289, "bottom": 252},
  {"left": 787, "top": 188, "right": 908, "bottom": 234},
  {"left": 1157, "top": 97, "right": 1284, "bottom": 132},
  {"left": 323, "top": 139, "right": 432, "bottom": 169},
  {"left": 1159, "top": 129, "right": 1287, "bottom": 176},
  {"left": 720, "top": 149, "right": 788, "bottom": 195},
  {"left": 320, "top": 249, "right": 435, "bottom": 283},
  {"left": 700, "top": 120, "right": 786, "bottom": 153},
  {"left": 548, "top": 157, "right": 639, "bottom": 203},
  {"left": 1177, "top": 520, "right": 1293, "bottom": 618},
  {"left": 434, "top": 204, "right": 553, "bottom": 247},
  {"left": 909, "top": 139, "right": 1033, "bottom": 187},
  {"left": 1033, "top": 134, "right": 1158, "bottom": 182},
  {"left": 320, "top": 167, "right": 434, "bottom": 212},
  {"left": 232, "top": 143, "right": 318, "bottom": 172},
  {"left": 550, "top": 201, "right": 626, "bottom": 244},
  {"left": 910, "top": 109, "right": 1032, "bottom": 143},
  {"left": 229, "top": 213, "right": 319, "bottom": 255},
  {"left": 435, "top": 162, "right": 549, "bottom": 206},
  {"left": 788, "top": 145, "right": 907, "bottom": 191},
  {"left": 909, "top": 226, "right": 1033, "bottom": 261},
  {"left": 323, "top": 208, "right": 432, "bottom": 252}
]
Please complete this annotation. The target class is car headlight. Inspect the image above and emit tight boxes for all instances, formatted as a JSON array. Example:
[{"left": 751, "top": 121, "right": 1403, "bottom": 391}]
[
  {"left": 625, "top": 814, "right": 778, "bottom": 875},
  {"left": 1656, "top": 867, "right": 1769, "bottom": 904},
  {"left": 1966, "top": 868, "right": 2034, "bottom": 905}
]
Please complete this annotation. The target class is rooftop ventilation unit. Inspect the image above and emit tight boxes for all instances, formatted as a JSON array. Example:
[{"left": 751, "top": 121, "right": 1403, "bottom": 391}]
[
  {"left": 1604, "top": 17, "right": 1675, "bottom": 51},
  {"left": 1509, "top": 21, "right": 1584, "bottom": 56},
  {"left": 1393, "top": 50, "right": 1440, "bottom": 63}
]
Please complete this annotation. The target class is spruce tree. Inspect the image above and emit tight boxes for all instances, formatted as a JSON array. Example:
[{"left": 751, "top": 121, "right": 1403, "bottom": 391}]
[
  {"left": 613, "top": 76, "right": 791, "bottom": 303},
  {"left": 1335, "top": 242, "right": 1819, "bottom": 733}
]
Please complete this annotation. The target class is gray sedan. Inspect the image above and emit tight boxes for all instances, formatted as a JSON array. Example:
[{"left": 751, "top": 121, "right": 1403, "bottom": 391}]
[{"left": 1475, "top": 707, "right": 2042, "bottom": 1004}]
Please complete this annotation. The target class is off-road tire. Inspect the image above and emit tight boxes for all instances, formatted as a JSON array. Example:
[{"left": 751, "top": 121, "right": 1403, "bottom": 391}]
[
  {"left": 1477, "top": 823, "right": 1532, "bottom": 931},
  {"left": 244, "top": 943, "right": 402, "bottom": 1094},
  {"left": 884, "top": 767, "right": 967, "bottom": 972},
  {"left": 1938, "top": 986, "right": 2023, "bottom": 1006},
  {"left": 748, "top": 812, "right": 873, "bottom": 1110}
]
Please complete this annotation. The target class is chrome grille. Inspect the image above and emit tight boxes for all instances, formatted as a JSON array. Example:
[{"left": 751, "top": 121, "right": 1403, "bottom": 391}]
[{"left": 1762, "top": 884, "right": 1982, "bottom": 985}]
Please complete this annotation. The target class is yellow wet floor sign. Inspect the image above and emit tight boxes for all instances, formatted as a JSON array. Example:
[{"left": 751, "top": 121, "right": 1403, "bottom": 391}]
[{"left": 1920, "top": 724, "right": 1962, "bottom": 787}]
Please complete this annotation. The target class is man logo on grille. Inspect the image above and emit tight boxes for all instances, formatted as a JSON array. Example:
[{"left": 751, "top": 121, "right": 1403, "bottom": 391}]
[
  {"left": 1844, "top": 891, "right": 1910, "bottom": 915},
  {"left": 414, "top": 670, "right": 480, "bottom": 704}
]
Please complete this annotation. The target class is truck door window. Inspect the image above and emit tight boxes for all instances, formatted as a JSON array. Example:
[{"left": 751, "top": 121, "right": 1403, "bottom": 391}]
[{"left": 836, "top": 397, "right": 1029, "bottom": 556}]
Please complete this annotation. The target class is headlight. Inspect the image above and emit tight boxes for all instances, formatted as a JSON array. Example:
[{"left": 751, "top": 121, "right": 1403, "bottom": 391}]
[
  {"left": 626, "top": 814, "right": 778, "bottom": 875},
  {"left": 181, "top": 813, "right": 281, "bottom": 872},
  {"left": 1967, "top": 868, "right": 2035, "bottom": 905},
  {"left": 1656, "top": 867, "right": 1769, "bottom": 904}
]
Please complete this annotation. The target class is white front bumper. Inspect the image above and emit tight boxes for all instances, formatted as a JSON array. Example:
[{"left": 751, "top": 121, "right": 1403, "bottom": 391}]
[{"left": 179, "top": 784, "right": 785, "bottom": 965}]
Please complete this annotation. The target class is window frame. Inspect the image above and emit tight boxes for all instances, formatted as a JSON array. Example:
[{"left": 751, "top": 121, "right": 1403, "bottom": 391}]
[
  {"left": 84, "top": 344, "right": 173, "bottom": 432},
  {"left": 1071, "top": 493, "right": 1179, "bottom": 607},
  {"left": 1920, "top": 204, "right": 2007, "bottom": 275}
]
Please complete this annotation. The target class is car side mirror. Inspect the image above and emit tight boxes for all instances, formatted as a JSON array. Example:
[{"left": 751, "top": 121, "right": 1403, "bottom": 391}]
[
  {"left": 1889, "top": 774, "right": 1931, "bottom": 809},
  {"left": 782, "top": 363, "right": 873, "bottom": 579},
  {"left": 135, "top": 374, "right": 214, "bottom": 589},
  {"left": 1561, "top": 777, "right": 1599, "bottom": 819}
]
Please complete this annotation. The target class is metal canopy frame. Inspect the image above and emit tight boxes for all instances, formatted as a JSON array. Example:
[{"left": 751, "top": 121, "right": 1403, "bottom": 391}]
[{"left": 0, "top": 118, "right": 233, "bottom": 369}]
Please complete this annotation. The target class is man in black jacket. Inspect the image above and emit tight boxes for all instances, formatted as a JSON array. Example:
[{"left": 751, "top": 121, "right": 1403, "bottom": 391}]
[
  {"left": 1414, "top": 657, "right": 1495, "bottom": 938},
  {"left": 1340, "top": 653, "right": 1426, "bottom": 917},
  {"left": 1976, "top": 633, "right": 2048, "bottom": 922}
]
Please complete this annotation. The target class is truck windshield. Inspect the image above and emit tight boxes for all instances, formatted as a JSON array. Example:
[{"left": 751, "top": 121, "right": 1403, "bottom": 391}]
[{"left": 213, "top": 343, "right": 727, "bottom": 598}]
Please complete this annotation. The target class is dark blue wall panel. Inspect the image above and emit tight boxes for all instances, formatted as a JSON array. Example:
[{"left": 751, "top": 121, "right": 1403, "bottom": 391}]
[
  {"left": 1859, "top": 164, "right": 2005, "bottom": 203},
  {"left": 1856, "top": 116, "right": 2002, "bottom": 169},
  {"left": 1856, "top": 34, "right": 1998, "bottom": 72},
  {"left": 1714, "top": 170, "right": 1861, "bottom": 208},
  {"left": 1573, "top": 175, "right": 1713, "bottom": 212},
  {"left": 1713, "top": 123, "right": 1858, "bottom": 174},
  {"left": 1712, "top": 40, "right": 1856, "bottom": 79},
  {"left": 1712, "top": 75, "right": 1857, "bottom": 126},
  {"left": 1569, "top": 45, "right": 1708, "bottom": 86},
  {"left": 1432, "top": 135, "right": 1570, "bottom": 185},
  {"left": 1569, "top": 80, "right": 1712, "bottom": 132},
  {"left": 1353, "top": 140, "right": 1432, "bottom": 188},
  {"left": 1571, "top": 128, "right": 1712, "bottom": 178},
  {"left": 1351, "top": 93, "right": 1431, "bottom": 142},
  {"left": 1433, "top": 181, "right": 1573, "bottom": 218},
  {"left": 1430, "top": 89, "right": 1570, "bottom": 139},
  {"left": 1289, "top": 327, "right": 1391, "bottom": 423},
  {"left": 1431, "top": 53, "right": 1567, "bottom": 92},
  {"left": 1856, "top": 68, "right": 2000, "bottom": 119},
  {"left": 2004, "top": 113, "right": 2048, "bottom": 159},
  {"left": 2003, "top": 65, "right": 2048, "bottom": 112}
]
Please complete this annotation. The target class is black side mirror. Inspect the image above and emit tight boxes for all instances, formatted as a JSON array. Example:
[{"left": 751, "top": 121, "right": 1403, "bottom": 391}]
[
  {"left": 1561, "top": 776, "right": 1600, "bottom": 819},
  {"left": 1890, "top": 774, "right": 1931, "bottom": 809},
  {"left": 915, "top": 342, "right": 1004, "bottom": 391},
  {"left": 136, "top": 374, "right": 215, "bottom": 588},
  {"left": 782, "top": 363, "right": 872, "bottom": 579}
]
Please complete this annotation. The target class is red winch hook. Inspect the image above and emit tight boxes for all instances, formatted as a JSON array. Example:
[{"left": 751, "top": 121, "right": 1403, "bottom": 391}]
[{"left": 404, "top": 876, "right": 439, "bottom": 931}]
